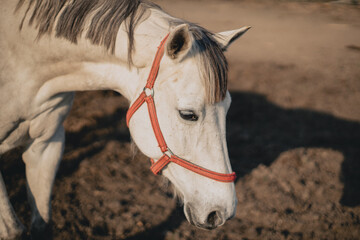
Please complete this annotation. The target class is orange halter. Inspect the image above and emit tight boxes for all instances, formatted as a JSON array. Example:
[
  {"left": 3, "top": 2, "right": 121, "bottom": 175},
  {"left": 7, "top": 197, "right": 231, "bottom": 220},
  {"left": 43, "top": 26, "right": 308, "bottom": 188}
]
[{"left": 126, "top": 34, "right": 236, "bottom": 183}]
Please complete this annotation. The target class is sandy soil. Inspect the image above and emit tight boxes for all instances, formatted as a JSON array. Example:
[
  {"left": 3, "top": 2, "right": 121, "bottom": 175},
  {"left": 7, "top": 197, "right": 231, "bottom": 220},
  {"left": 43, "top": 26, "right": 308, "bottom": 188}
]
[{"left": 1, "top": 0, "right": 360, "bottom": 239}]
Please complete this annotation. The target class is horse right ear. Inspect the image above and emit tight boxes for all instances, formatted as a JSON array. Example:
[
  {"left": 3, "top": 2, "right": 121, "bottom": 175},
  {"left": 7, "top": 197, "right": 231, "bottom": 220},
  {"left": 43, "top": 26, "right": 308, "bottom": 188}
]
[
  {"left": 166, "top": 24, "right": 192, "bottom": 60},
  {"left": 214, "top": 26, "right": 251, "bottom": 51}
]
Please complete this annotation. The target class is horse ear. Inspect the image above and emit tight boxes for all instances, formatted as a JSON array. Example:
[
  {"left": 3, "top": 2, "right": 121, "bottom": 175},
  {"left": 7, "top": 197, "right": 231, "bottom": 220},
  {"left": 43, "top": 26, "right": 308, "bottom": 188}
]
[
  {"left": 214, "top": 26, "right": 251, "bottom": 51},
  {"left": 166, "top": 24, "right": 192, "bottom": 60}
]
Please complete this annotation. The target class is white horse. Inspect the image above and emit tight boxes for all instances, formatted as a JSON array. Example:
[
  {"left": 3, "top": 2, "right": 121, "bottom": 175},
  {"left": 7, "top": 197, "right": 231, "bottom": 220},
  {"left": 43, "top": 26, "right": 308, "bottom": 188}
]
[{"left": 0, "top": 0, "right": 249, "bottom": 238}]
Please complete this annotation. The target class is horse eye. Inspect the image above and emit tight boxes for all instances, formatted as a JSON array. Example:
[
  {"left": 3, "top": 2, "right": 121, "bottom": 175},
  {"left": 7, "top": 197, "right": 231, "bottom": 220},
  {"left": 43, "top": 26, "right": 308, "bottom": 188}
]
[{"left": 179, "top": 110, "right": 199, "bottom": 121}]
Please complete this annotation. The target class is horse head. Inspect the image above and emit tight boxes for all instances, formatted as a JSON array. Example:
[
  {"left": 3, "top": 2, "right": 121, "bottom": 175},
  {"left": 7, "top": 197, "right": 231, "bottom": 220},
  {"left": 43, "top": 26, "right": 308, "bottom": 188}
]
[{"left": 127, "top": 23, "right": 250, "bottom": 229}]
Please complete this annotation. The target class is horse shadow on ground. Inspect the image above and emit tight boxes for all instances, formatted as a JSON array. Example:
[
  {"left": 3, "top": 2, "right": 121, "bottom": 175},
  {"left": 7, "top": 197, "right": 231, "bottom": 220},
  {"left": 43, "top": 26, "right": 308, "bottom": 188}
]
[
  {"left": 226, "top": 91, "right": 360, "bottom": 207},
  {"left": 1, "top": 90, "right": 359, "bottom": 239}
]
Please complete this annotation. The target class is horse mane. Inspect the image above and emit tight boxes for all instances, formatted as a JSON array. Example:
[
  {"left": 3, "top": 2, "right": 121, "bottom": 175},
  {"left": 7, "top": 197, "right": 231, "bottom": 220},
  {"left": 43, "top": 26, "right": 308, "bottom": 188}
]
[
  {"left": 16, "top": 0, "right": 154, "bottom": 64},
  {"left": 16, "top": 0, "right": 227, "bottom": 103}
]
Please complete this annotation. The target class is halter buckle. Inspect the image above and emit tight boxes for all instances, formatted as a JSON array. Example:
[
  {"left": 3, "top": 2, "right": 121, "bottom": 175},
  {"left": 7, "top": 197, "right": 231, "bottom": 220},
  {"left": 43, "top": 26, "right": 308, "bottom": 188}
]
[{"left": 143, "top": 87, "right": 154, "bottom": 97}]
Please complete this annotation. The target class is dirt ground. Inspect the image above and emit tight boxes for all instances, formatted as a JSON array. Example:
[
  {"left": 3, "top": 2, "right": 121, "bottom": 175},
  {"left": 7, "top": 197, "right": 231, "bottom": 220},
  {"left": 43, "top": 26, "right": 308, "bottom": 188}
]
[{"left": 1, "top": 0, "right": 360, "bottom": 239}]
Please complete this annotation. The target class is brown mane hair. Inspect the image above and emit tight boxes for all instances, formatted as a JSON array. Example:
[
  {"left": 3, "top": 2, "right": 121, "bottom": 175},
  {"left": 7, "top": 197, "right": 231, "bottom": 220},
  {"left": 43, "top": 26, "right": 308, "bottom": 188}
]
[{"left": 16, "top": 0, "right": 152, "bottom": 63}]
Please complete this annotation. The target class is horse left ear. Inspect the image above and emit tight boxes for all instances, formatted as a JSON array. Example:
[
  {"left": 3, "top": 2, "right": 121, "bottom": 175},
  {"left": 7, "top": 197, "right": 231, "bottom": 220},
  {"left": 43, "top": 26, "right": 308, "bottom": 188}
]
[
  {"left": 214, "top": 26, "right": 251, "bottom": 51},
  {"left": 166, "top": 24, "right": 192, "bottom": 60}
]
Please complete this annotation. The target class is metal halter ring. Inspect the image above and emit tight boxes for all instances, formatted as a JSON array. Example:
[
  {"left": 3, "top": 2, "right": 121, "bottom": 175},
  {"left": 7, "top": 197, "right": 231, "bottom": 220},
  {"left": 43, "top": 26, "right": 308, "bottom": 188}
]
[{"left": 144, "top": 87, "right": 154, "bottom": 97}]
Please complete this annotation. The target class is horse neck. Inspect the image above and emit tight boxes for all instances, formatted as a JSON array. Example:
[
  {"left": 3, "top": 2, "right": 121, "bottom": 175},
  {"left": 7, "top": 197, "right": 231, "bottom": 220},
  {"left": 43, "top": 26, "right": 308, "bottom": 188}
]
[
  {"left": 27, "top": 35, "right": 142, "bottom": 107},
  {"left": 9, "top": 3, "right": 176, "bottom": 106},
  {"left": 12, "top": 21, "right": 143, "bottom": 106},
  {"left": 33, "top": 7, "right": 178, "bottom": 104}
]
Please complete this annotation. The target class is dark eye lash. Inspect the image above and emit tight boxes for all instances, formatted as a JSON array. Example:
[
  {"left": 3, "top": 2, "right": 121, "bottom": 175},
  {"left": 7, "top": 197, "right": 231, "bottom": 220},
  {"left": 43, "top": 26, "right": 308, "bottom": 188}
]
[{"left": 179, "top": 110, "right": 199, "bottom": 121}]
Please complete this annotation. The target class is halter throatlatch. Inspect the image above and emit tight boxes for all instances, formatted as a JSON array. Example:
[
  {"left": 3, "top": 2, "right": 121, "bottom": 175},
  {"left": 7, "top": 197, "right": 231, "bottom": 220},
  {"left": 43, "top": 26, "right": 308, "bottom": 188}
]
[{"left": 126, "top": 34, "right": 236, "bottom": 183}]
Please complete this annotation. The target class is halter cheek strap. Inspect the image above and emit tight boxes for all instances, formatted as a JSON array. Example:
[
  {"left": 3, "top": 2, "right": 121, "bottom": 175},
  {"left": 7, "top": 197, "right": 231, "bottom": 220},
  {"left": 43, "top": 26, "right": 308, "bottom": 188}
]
[{"left": 126, "top": 34, "right": 236, "bottom": 183}]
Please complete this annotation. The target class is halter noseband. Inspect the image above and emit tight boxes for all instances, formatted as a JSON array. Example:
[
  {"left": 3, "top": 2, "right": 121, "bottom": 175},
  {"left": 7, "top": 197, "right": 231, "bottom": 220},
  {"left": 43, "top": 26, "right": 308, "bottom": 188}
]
[{"left": 126, "top": 34, "right": 236, "bottom": 183}]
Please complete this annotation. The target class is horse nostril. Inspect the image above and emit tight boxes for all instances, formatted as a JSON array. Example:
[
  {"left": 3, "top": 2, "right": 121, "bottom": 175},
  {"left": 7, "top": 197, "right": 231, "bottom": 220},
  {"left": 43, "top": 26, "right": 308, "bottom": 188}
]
[
  {"left": 207, "top": 211, "right": 217, "bottom": 225},
  {"left": 206, "top": 211, "right": 223, "bottom": 228}
]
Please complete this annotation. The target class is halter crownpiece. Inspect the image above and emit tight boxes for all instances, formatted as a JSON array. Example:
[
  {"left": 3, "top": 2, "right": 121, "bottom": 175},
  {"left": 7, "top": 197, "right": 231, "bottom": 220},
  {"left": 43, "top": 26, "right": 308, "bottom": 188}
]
[{"left": 126, "top": 34, "right": 236, "bottom": 183}]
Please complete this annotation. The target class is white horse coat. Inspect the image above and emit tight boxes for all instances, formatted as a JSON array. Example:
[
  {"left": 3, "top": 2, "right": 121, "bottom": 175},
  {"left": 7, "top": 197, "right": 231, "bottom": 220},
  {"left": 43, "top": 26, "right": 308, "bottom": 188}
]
[{"left": 0, "top": 0, "right": 249, "bottom": 238}]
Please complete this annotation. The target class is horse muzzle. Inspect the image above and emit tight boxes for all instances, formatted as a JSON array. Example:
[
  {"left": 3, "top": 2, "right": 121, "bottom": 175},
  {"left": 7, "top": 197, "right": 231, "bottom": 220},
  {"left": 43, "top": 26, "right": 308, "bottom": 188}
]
[{"left": 184, "top": 203, "right": 230, "bottom": 230}]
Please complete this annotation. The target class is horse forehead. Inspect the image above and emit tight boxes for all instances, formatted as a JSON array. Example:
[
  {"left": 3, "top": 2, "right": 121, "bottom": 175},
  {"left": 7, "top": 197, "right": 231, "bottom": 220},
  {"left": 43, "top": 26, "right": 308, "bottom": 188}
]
[
  {"left": 175, "top": 60, "right": 203, "bottom": 91},
  {"left": 161, "top": 62, "right": 201, "bottom": 100}
]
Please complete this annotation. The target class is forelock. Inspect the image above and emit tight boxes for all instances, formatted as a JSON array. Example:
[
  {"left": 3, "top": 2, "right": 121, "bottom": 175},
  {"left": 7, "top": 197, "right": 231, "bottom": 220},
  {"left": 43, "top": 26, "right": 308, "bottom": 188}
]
[{"left": 189, "top": 25, "right": 228, "bottom": 104}]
